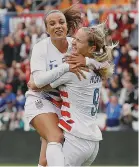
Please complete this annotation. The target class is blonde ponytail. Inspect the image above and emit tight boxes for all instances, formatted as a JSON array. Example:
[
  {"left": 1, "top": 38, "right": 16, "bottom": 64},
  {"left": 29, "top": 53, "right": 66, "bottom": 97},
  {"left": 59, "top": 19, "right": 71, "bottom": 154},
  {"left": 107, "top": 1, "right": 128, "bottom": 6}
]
[{"left": 92, "top": 42, "right": 118, "bottom": 79}]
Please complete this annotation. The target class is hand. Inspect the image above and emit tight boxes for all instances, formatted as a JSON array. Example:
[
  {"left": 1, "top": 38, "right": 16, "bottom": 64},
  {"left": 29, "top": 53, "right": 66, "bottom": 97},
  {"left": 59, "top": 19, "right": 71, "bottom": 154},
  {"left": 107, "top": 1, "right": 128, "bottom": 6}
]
[
  {"left": 28, "top": 75, "right": 51, "bottom": 92},
  {"left": 66, "top": 53, "right": 86, "bottom": 67},
  {"left": 27, "top": 75, "right": 39, "bottom": 91},
  {"left": 69, "top": 64, "right": 89, "bottom": 80}
]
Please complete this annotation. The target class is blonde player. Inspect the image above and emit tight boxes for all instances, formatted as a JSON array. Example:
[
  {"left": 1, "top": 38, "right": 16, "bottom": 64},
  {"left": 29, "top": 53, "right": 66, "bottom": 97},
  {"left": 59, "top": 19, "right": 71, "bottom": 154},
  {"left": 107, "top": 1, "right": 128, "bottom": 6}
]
[{"left": 29, "top": 24, "right": 117, "bottom": 166}]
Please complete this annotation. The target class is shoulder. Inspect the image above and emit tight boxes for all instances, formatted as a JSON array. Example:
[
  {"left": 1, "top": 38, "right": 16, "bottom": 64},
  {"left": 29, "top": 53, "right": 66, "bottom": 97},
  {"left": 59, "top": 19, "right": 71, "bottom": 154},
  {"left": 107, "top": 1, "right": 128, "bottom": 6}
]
[{"left": 33, "top": 37, "right": 50, "bottom": 49}]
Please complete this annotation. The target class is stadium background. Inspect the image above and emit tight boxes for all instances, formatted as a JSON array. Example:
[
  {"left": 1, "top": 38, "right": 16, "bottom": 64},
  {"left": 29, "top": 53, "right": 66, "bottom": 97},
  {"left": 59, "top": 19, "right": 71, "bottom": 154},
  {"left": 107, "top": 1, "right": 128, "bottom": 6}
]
[{"left": 0, "top": 0, "right": 138, "bottom": 166}]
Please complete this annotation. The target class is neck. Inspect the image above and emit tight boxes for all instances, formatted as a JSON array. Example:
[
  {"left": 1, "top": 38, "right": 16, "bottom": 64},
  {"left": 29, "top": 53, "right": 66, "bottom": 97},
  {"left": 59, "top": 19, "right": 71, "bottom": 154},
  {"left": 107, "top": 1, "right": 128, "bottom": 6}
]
[
  {"left": 86, "top": 53, "right": 92, "bottom": 58},
  {"left": 51, "top": 38, "right": 68, "bottom": 53}
]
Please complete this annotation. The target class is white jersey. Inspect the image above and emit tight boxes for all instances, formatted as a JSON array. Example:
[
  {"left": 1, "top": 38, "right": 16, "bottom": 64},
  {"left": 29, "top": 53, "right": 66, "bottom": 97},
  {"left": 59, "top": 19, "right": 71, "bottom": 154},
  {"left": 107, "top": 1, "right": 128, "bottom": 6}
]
[
  {"left": 25, "top": 37, "right": 72, "bottom": 108},
  {"left": 50, "top": 70, "right": 103, "bottom": 141}
]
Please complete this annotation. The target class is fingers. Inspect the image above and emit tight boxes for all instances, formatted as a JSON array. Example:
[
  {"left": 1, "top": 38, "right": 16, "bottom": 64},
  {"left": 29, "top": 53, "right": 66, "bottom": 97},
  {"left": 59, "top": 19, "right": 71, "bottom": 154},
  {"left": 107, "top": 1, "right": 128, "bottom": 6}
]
[
  {"left": 71, "top": 64, "right": 78, "bottom": 69},
  {"left": 66, "top": 60, "right": 78, "bottom": 64},
  {"left": 76, "top": 72, "right": 81, "bottom": 81},
  {"left": 66, "top": 55, "right": 78, "bottom": 62},
  {"left": 70, "top": 67, "right": 87, "bottom": 80},
  {"left": 70, "top": 68, "right": 81, "bottom": 80},
  {"left": 69, "top": 63, "right": 81, "bottom": 68},
  {"left": 77, "top": 68, "right": 86, "bottom": 79},
  {"left": 80, "top": 66, "right": 89, "bottom": 72}
]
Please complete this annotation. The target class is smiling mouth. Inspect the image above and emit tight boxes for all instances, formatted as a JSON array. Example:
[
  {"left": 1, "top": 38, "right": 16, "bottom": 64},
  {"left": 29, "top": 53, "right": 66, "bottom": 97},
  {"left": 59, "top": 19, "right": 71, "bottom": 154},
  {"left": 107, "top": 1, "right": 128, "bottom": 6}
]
[{"left": 55, "top": 31, "right": 63, "bottom": 35}]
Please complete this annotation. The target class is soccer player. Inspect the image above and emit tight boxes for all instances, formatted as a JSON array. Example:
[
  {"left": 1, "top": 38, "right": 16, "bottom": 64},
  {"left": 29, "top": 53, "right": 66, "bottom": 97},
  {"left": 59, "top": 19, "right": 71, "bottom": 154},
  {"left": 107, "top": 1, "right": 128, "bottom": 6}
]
[
  {"left": 25, "top": 5, "right": 107, "bottom": 167},
  {"left": 28, "top": 25, "right": 117, "bottom": 166},
  {"left": 24, "top": 5, "right": 83, "bottom": 167}
]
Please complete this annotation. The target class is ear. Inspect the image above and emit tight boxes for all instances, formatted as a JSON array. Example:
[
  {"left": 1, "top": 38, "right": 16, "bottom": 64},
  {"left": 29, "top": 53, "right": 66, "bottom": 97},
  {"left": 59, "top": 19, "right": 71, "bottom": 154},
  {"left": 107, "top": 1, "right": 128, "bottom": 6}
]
[
  {"left": 45, "top": 28, "right": 50, "bottom": 36},
  {"left": 44, "top": 21, "right": 49, "bottom": 34},
  {"left": 88, "top": 45, "right": 96, "bottom": 54}
]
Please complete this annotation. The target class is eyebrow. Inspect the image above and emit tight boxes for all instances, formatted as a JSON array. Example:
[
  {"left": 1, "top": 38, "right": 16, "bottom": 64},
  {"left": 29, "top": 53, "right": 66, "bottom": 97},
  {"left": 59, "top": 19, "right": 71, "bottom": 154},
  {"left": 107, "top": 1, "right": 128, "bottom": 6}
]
[
  {"left": 48, "top": 18, "right": 65, "bottom": 23},
  {"left": 74, "top": 36, "right": 84, "bottom": 43}
]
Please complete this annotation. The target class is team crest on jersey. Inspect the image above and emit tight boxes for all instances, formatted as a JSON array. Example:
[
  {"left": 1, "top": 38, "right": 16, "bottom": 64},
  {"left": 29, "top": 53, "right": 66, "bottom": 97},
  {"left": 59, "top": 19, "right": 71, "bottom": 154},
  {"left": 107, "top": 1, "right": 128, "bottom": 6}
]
[{"left": 35, "top": 99, "right": 43, "bottom": 109}]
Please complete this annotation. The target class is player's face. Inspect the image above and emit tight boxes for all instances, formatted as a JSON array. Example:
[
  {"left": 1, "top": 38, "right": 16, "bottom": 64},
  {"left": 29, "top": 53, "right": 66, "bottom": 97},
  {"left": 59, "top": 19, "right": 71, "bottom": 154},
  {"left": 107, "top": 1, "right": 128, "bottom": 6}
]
[
  {"left": 46, "top": 13, "right": 68, "bottom": 40},
  {"left": 72, "top": 28, "right": 94, "bottom": 56}
]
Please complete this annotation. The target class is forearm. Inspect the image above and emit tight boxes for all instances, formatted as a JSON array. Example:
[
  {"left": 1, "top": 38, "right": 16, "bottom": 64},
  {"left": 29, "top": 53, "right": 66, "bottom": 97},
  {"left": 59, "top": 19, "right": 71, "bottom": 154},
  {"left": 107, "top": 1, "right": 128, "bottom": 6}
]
[
  {"left": 85, "top": 57, "right": 109, "bottom": 69},
  {"left": 37, "top": 84, "right": 52, "bottom": 91},
  {"left": 32, "top": 63, "right": 69, "bottom": 88}
]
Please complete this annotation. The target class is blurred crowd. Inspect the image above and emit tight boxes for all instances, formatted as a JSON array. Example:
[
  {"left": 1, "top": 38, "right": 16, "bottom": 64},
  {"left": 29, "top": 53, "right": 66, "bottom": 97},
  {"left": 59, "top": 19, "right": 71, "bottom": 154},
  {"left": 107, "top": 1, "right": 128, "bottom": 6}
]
[
  {"left": 0, "top": 0, "right": 62, "bottom": 12},
  {"left": 0, "top": 0, "right": 138, "bottom": 131}
]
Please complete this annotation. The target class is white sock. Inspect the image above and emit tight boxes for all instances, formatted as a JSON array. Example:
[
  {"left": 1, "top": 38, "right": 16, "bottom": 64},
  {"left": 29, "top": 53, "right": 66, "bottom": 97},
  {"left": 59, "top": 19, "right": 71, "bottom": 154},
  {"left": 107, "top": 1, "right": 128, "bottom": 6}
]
[
  {"left": 46, "top": 142, "right": 64, "bottom": 166},
  {"left": 38, "top": 164, "right": 45, "bottom": 167}
]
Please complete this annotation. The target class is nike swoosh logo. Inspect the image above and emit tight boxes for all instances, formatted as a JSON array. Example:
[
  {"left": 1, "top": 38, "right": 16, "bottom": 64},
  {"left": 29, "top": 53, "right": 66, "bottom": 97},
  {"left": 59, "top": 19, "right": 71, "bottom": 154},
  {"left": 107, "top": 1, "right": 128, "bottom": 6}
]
[{"left": 50, "top": 60, "right": 56, "bottom": 63}]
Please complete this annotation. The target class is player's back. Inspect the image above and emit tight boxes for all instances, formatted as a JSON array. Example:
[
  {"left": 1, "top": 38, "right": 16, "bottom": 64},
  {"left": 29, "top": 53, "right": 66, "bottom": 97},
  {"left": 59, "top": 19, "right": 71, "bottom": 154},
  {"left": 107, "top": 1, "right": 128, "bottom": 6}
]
[{"left": 51, "top": 70, "right": 102, "bottom": 141}]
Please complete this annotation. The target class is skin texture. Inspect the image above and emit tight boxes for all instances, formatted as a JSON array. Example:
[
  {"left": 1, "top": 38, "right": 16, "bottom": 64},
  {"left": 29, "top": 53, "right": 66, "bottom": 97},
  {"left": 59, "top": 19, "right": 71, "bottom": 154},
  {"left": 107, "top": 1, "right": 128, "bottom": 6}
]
[{"left": 72, "top": 28, "right": 94, "bottom": 56}]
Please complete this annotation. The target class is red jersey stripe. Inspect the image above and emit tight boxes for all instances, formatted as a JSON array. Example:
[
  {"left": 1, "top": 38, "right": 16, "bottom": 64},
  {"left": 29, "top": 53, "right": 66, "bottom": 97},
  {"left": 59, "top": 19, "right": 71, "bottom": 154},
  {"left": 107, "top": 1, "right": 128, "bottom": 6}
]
[
  {"left": 60, "top": 91, "right": 68, "bottom": 98},
  {"left": 62, "top": 101, "right": 70, "bottom": 108},
  {"left": 61, "top": 110, "right": 71, "bottom": 118},
  {"left": 50, "top": 98, "right": 62, "bottom": 108},
  {"left": 59, "top": 119, "right": 72, "bottom": 131},
  {"left": 67, "top": 119, "right": 74, "bottom": 124}
]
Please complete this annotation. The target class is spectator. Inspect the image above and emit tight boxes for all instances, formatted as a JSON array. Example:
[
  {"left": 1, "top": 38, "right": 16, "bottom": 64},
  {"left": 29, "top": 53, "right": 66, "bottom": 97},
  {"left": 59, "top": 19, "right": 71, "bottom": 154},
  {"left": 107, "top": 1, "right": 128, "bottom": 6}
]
[
  {"left": 4, "top": 84, "right": 16, "bottom": 105},
  {"left": 13, "top": 34, "right": 22, "bottom": 62},
  {"left": 3, "top": 36, "right": 15, "bottom": 68},
  {"left": 16, "top": 89, "right": 25, "bottom": 111},
  {"left": 20, "top": 35, "right": 32, "bottom": 60},
  {"left": 108, "top": 75, "right": 121, "bottom": 95},
  {"left": 119, "top": 79, "right": 138, "bottom": 108},
  {"left": 129, "top": 23, "right": 138, "bottom": 50},
  {"left": 125, "top": 43, "right": 138, "bottom": 61},
  {"left": 101, "top": 87, "right": 123, "bottom": 131},
  {"left": 120, "top": 103, "right": 134, "bottom": 130},
  {"left": 118, "top": 46, "right": 132, "bottom": 70},
  {"left": 0, "top": 0, "right": 138, "bottom": 131},
  {"left": 6, "top": 0, "right": 16, "bottom": 12}
]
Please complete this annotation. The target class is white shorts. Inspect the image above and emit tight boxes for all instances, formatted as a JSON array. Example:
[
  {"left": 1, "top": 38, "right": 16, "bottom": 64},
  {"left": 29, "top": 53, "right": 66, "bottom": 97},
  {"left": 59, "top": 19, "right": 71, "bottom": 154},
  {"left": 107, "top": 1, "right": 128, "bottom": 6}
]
[
  {"left": 24, "top": 95, "right": 61, "bottom": 124},
  {"left": 63, "top": 132, "right": 99, "bottom": 166}
]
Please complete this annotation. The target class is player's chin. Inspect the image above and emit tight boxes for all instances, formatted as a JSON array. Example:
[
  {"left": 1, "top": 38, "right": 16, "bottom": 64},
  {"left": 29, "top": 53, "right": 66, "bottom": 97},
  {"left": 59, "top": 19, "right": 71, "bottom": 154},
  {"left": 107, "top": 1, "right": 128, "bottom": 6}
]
[
  {"left": 54, "top": 35, "right": 66, "bottom": 40},
  {"left": 72, "top": 51, "right": 78, "bottom": 54},
  {"left": 72, "top": 48, "right": 78, "bottom": 54}
]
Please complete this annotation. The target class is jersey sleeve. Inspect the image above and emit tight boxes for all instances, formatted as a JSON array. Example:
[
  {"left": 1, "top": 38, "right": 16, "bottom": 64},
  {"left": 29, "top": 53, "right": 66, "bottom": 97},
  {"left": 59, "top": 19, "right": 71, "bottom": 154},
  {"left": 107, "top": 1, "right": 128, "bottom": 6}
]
[
  {"left": 32, "top": 63, "right": 69, "bottom": 88},
  {"left": 30, "top": 43, "right": 47, "bottom": 73},
  {"left": 30, "top": 41, "right": 69, "bottom": 88},
  {"left": 50, "top": 72, "right": 72, "bottom": 88}
]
